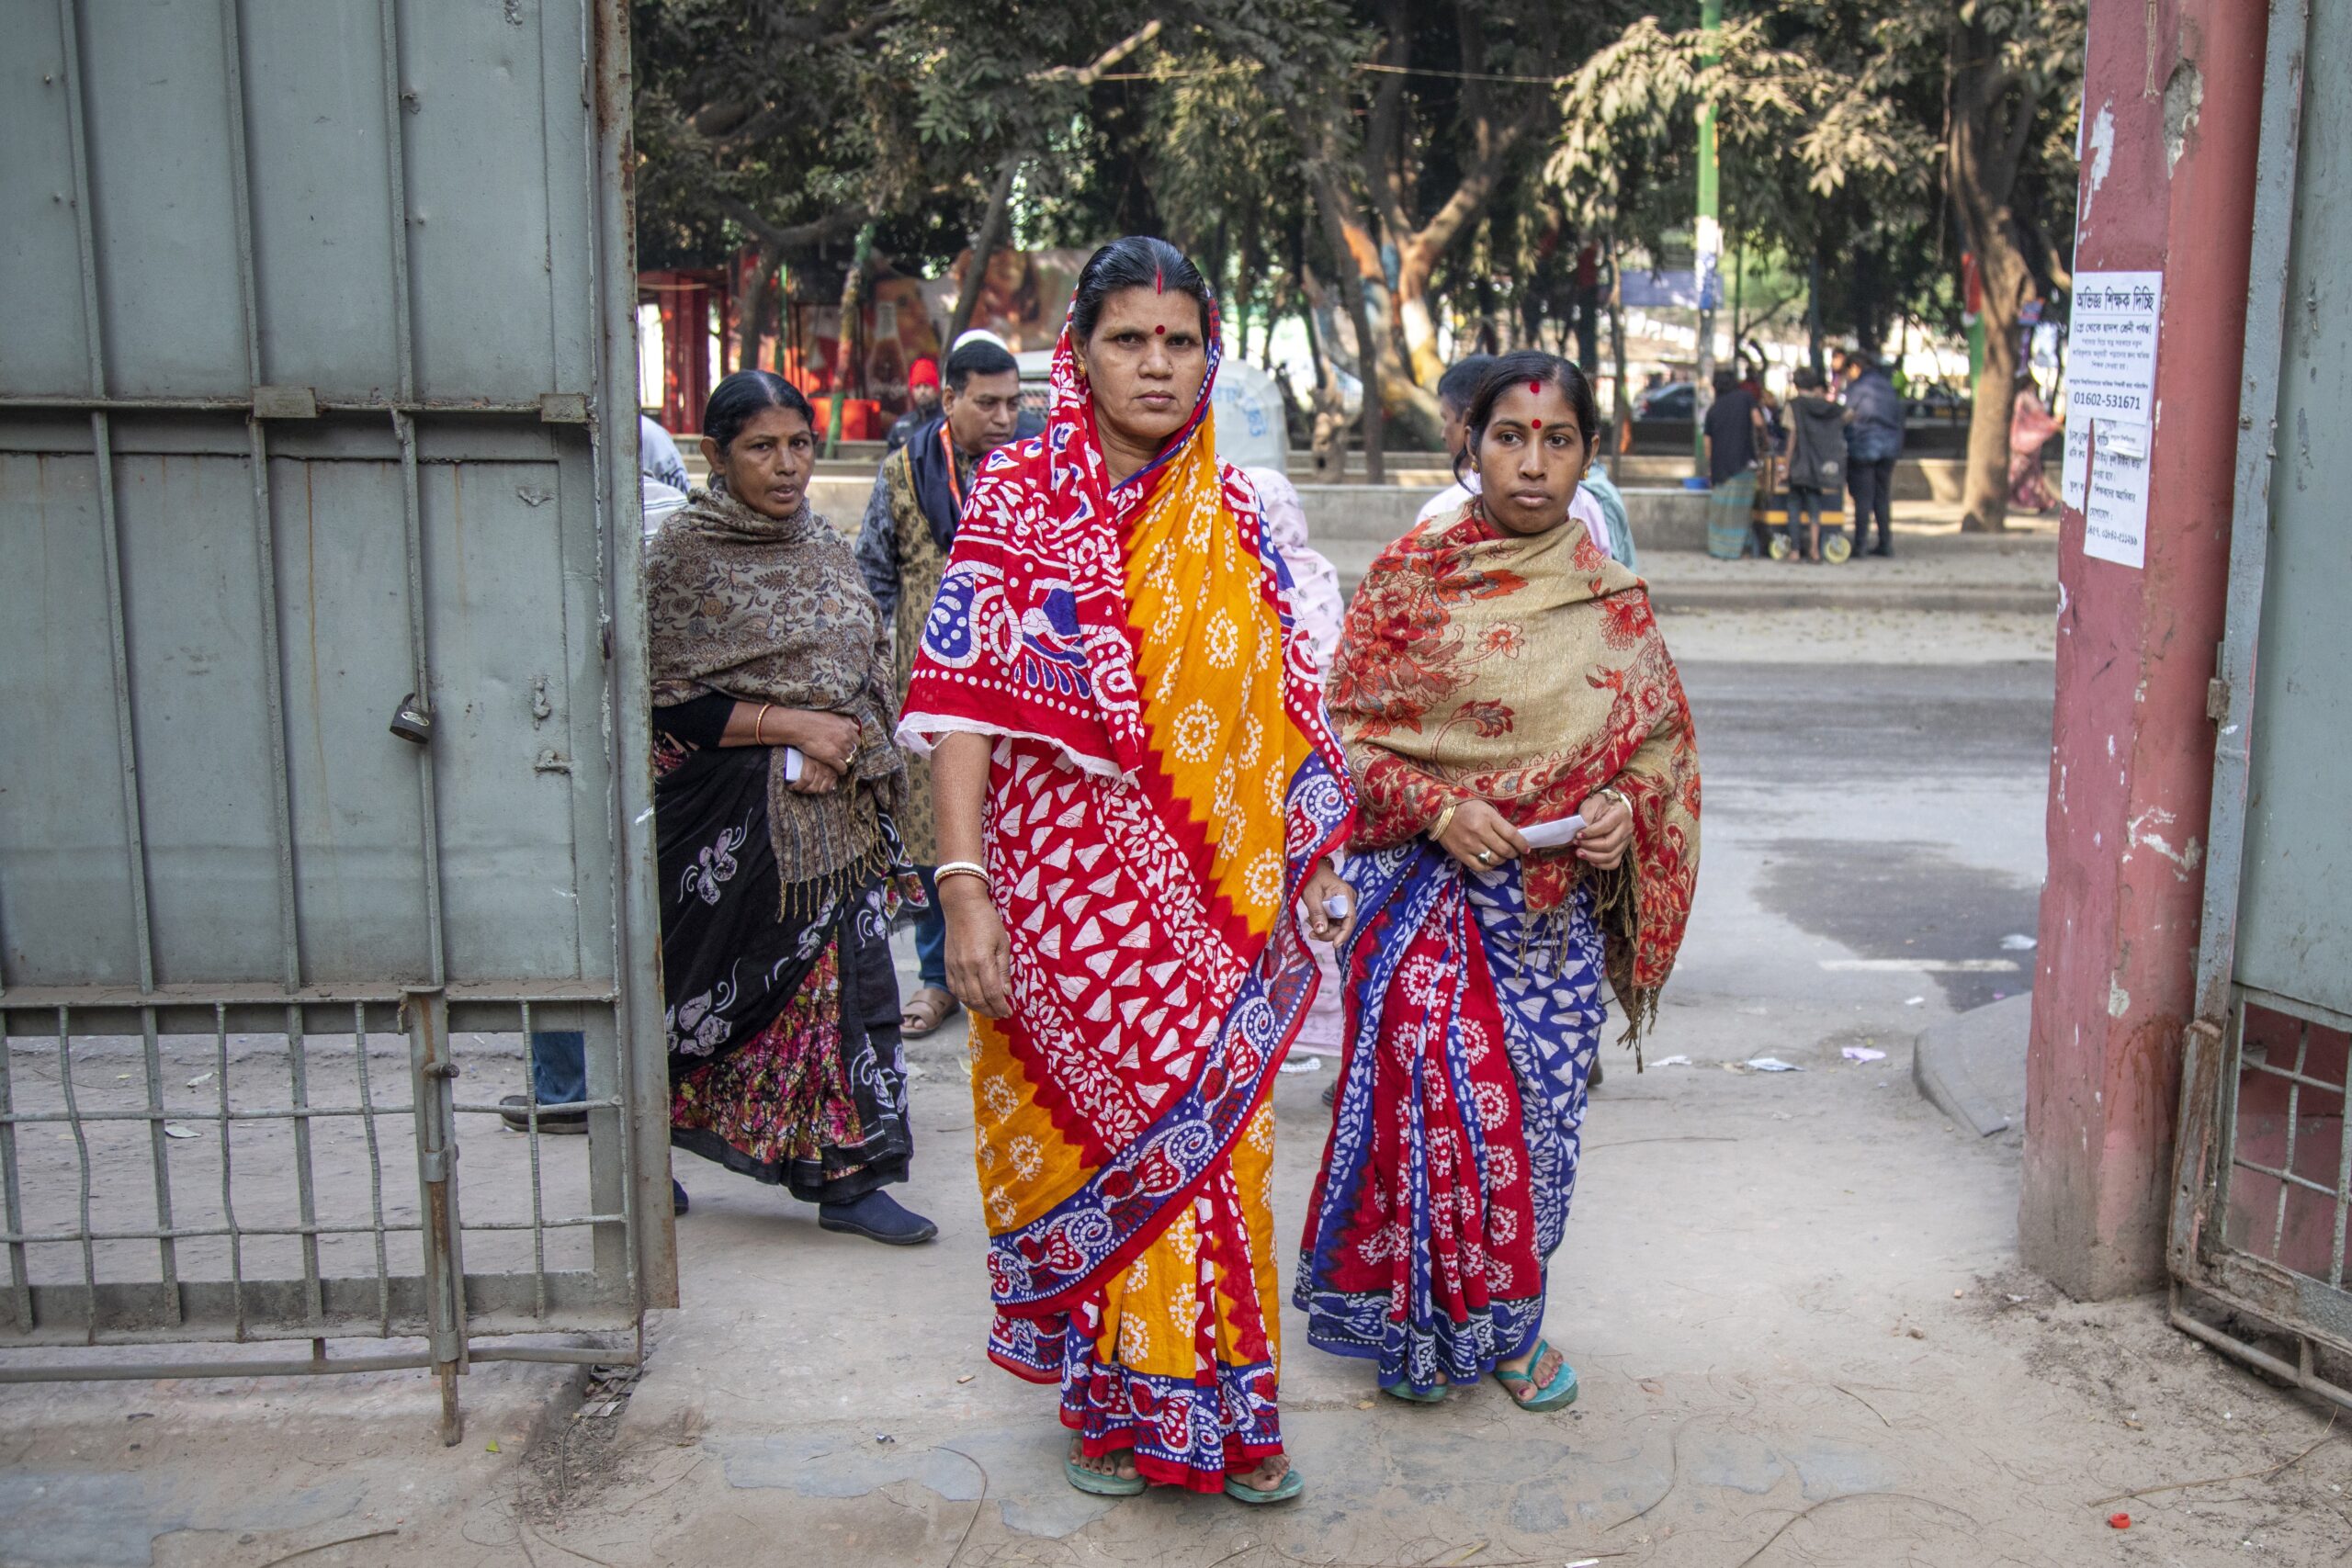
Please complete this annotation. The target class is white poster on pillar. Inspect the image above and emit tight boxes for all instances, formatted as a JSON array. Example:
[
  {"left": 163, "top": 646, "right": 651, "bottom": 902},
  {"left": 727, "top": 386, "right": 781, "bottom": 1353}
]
[
  {"left": 2083, "top": 425, "right": 2152, "bottom": 568},
  {"left": 2068, "top": 271, "right": 2163, "bottom": 428}
]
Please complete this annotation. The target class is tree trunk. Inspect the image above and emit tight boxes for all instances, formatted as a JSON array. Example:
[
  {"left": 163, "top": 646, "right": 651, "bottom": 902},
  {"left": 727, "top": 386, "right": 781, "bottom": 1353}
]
[
  {"left": 736, "top": 242, "right": 783, "bottom": 372},
  {"left": 949, "top": 154, "right": 1020, "bottom": 343},
  {"left": 1961, "top": 288, "right": 2024, "bottom": 531},
  {"left": 1606, "top": 241, "right": 1630, "bottom": 480},
  {"left": 1806, "top": 243, "right": 1825, "bottom": 377},
  {"left": 1308, "top": 169, "right": 1386, "bottom": 482},
  {"left": 1946, "top": 18, "right": 2041, "bottom": 534},
  {"left": 1298, "top": 269, "right": 1350, "bottom": 484}
]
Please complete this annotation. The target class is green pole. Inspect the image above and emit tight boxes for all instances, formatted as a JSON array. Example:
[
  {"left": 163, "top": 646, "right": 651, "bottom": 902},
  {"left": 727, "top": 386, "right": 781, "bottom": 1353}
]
[
  {"left": 1691, "top": 0, "right": 1722, "bottom": 478},
  {"left": 825, "top": 222, "right": 876, "bottom": 460}
]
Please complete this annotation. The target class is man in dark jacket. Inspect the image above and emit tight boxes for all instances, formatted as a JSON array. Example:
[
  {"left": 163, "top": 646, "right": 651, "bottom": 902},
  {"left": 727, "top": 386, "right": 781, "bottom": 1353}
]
[
  {"left": 1842, "top": 356, "right": 1905, "bottom": 558},
  {"left": 854, "top": 338, "right": 1023, "bottom": 1038},
  {"left": 883, "top": 356, "right": 944, "bottom": 452},
  {"left": 1783, "top": 367, "right": 1846, "bottom": 562}
]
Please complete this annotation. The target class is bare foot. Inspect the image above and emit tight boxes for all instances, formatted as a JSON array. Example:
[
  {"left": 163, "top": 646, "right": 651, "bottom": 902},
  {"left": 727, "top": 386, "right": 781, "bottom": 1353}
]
[
  {"left": 1497, "top": 1342, "right": 1566, "bottom": 1403},
  {"left": 1227, "top": 1451, "right": 1292, "bottom": 1494},
  {"left": 1069, "top": 1438, "right": 1139, "bottom": 1483}
]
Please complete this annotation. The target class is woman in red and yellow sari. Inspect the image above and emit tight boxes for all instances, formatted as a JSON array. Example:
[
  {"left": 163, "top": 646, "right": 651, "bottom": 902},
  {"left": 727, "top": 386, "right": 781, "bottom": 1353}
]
[
  {"left": 897, "top": 238, "right": 1357, "bottom": 1503},
  {"left": 1300, "top": 352, "right": 1700, "bottom": 1411}
]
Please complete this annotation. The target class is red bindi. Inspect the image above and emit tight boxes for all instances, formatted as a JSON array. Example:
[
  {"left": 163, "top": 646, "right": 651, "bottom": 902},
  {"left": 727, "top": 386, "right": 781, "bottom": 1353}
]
[
  {"left": 1529, "top": 380, "right": 1543, "bottom": 395},
  {"left": 1155, "top": 324, "right": 1165, "bottom": 335},
  {"left": 1530, "top": 418, "right": 1543, "bottom": 429}
]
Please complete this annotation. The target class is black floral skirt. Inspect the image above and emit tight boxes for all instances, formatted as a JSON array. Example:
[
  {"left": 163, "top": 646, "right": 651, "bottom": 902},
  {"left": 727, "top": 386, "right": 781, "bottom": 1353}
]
[{"left": 655, "top": 736, "right": 913, "bottom": 1202}]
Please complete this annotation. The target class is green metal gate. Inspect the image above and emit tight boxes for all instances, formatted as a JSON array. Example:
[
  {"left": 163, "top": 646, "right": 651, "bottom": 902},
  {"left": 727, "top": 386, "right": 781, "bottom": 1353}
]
[
  {"left": 0, "top": 0, "right": 673, "bottom": 1441},
  {"left": 2170, "top": 0, "right": 2352, "bottom": 1412}
]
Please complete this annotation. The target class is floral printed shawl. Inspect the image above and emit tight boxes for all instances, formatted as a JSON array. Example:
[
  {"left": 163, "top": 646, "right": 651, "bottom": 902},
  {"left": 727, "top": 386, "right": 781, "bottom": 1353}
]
[
  {"left": 644, "top": 485, "right": 904, "bottom": 908},
  {"left": 1328, "top": 500, "right": 1701, "bottom": 1037}
]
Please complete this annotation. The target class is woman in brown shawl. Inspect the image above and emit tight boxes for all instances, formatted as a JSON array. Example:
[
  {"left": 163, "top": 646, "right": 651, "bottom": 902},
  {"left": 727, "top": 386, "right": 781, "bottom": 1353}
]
[
  {"left": 1298, "top": 352, "right": 1700, "bottom": 1407},
  {"left": 639, "top": 370, "right": 934, "bottom": 1244}
]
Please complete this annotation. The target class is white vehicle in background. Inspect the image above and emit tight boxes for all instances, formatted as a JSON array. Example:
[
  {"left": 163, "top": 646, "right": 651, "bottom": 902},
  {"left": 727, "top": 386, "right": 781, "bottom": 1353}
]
[{"left": 1014, "top": 351, "right": 1289, "bottom": 471}]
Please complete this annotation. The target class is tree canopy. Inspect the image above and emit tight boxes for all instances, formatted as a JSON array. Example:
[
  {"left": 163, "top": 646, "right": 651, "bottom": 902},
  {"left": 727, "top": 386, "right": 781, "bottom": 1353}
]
[{"left": 630, "top": 0, "right": 2086, "bottom": 521}]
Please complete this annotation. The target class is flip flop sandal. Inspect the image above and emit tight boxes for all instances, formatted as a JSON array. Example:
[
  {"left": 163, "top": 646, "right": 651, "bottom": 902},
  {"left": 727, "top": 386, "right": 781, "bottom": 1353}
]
[
  {"left": 1224, "top": 1462, "right": 1305, "bottom": 1504},
  {"left": 1064, "top": 1454, "right": 1146, "bottom": 1496},
  {"left": 1492, "top": 1339, "right": 1578, "bottom": 1413},
  {"left": 1382, "top": 1382, "right": 1446, "bottom": 1404},
  {"left": 901, "top": 987, "right": 962, "bottom": 1040}
]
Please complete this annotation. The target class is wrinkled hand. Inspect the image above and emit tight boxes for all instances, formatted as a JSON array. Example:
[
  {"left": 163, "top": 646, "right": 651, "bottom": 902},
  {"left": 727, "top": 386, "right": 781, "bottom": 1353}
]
[
  {"left": 1573, "top": 792, "right": 1634, "bottom": 870},
  {"left": 788, "top": 755, "right": 841, "bottom": 795},
  {"left": 1300, "top": 860, "right": 1359, "bottom": 946},
  {"left": 789, "top": 710, "right": 863, "bottom": 773},
  {"left": 942, "top": 879, "right": 1013, "bottom": 1019},
  {"left": 1437, "top": 799, "right": 1530, "bottom": 874}
]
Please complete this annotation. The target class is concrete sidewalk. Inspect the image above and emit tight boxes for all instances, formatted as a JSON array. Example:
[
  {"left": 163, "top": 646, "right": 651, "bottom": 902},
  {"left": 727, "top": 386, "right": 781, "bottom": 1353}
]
[{"left": 6, "top": 995, "right": 2346, "bottom": 1566}]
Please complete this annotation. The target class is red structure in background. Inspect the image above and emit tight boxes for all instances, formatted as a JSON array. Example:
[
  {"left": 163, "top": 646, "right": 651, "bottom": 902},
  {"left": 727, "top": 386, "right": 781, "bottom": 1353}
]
[
  {"left": 2020, "top": 0, "right": 2269, "bottom": 1298},
  {"left": 638, "top": 257, "right": 900, "bottom": 442},
  {"left": 639, "top": 268, "right": 733, "bottom": 436}
]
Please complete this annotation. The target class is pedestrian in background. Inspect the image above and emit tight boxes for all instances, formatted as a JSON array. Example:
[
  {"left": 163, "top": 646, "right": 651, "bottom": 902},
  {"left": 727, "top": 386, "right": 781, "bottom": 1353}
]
[
  {"left": 1842, "top": 354, "right": 1904, "bottom": 558},
  {"left": 1702, "top": 368, "right": 1766, "bottom": 559},
  {"left": 900, "top": 236, "right": 1357, "bottom": 1503},
  {"left": 1305, "top": 352, "right": 1700, "bottom": 1411},
  {"left": 1782, "top": 367, "right": 1845, "bottom": 563},
  {"left": 642, "top": 370, "right": 934, "bottom": 1245},
  {"left": 1421, "top": 351, "right": 1621, "bottom": 560},
  {"left": 1414, "top": 354, "right": 1497, "bottom": 528},
  {"left": 884, "top": 355, "right": 944, "bottom": 452},
  {"left": 855, "top": 337, "right": 1026, "bottom": 1041},
  {"left": 639, "top": 412, "right": 691, "bottom": 493},
  {"left": 2007, "top": 372, "right": 2062, "bottom": 513},
  {"left": 1245, "top": 466, "right": 1344, "bottom": 677}
]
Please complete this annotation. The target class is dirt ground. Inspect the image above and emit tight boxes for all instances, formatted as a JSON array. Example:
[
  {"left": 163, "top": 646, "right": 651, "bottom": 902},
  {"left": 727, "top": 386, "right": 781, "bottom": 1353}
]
[{"left": 6, "top": 575, "right": 2349, "bottom": 1567}]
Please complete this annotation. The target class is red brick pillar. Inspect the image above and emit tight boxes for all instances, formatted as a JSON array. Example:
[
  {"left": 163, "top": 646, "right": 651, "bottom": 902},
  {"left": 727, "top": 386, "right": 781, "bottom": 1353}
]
[{"left": 2019, "top": 2, "right": 2270, "bottom": 1297}]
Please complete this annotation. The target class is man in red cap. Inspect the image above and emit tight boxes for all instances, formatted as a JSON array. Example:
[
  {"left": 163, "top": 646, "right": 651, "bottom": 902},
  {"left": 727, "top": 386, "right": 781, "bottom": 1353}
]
[{"left": 885, "top": 355, "right": 944, "bottom": 451}]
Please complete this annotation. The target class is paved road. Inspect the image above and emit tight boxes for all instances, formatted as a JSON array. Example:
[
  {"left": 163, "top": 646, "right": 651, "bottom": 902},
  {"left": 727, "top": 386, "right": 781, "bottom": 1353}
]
[{"left": 1675, "top": 657, "right": 2052, "bottom": 1015}]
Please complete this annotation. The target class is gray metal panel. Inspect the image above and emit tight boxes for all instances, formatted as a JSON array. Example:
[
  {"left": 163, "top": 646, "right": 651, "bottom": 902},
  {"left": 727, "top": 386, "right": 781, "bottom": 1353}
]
[
  {"left": 2234, "top": 0, "right": 2352, "bottom": 1021},
  {"left": 396, "top": 0, "right": 584, "bottom": 404},
  {"left": 0, "top": 5, "right": 94, "bottom": 396},
  {"left": 0, "top": 451, "right": 140, "bottom": 984},
  {"left": 267, "top": 443, "right": 434, "bottom": 983},
  {"left": 73, "top": 1, "right": 249, "bottom": 398},
  {"left": 237, "top": 0, "right": 404, "bottom": 398}
]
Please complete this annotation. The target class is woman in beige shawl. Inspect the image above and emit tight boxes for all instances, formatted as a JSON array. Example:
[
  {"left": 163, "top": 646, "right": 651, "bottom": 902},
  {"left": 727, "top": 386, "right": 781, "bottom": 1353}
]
[
  {"left": 1298, "top": 353, "right": 1701, "bottom": 1410},
  {"left": 639, "top": 371, "right": 933, "bottom": 1244}
]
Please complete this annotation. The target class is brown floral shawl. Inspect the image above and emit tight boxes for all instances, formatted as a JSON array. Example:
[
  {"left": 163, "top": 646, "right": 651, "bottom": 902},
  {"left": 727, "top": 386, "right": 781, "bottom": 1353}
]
[
  {"left": 1328, "top": 501, "right": 1702, "bottom": 1041},
  {"left": 644, "top": 484, "right": 905, "bottom": 909}
]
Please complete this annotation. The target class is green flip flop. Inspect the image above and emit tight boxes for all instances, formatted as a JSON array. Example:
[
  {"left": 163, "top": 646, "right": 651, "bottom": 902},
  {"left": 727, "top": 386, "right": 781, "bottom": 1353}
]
[
  {"left": 1492, "top": 1338, "right": 1579, "bottom": 1413},
  {"left": 1064, "top": 1453, "right": 1146, "bottom": 1496},
  {"left": 1382, "top": 1381, "right": 1446, "bottom": 1404},
  {"left": 1224, "top": 1460, "right": 1305, "bottom": 1504}
]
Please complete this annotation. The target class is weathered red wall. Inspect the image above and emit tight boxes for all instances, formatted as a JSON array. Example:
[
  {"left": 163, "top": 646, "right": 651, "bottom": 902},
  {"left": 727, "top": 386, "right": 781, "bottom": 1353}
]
[{"left": 2020, "top": 0, "right": 2270, "bottom": 1298}]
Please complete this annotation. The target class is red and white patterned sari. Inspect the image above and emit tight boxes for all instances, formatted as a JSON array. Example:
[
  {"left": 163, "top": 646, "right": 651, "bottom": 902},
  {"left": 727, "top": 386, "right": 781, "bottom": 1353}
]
[{"left": 897, "top": 305, "right": 1354, "bottom": 1489}]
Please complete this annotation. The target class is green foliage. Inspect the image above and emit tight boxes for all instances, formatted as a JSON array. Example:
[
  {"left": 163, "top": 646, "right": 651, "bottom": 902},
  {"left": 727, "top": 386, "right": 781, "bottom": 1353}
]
[{"left": 1551, "top": 0, "right": 2084, "bottom": 351}]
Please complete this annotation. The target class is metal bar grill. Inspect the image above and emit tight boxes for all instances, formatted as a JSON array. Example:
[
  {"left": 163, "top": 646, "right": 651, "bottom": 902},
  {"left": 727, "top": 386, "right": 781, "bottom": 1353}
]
[{"left": 0, "top": 1036, "right": 27, "bottom": 1331}]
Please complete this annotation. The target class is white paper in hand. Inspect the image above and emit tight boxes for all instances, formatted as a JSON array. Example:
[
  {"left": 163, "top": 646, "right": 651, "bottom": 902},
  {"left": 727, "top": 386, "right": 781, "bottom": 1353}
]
[
  {"left": 1518, "top": 813, "right": 1587, "bottom": 851},
  {"left": 783, "top": 747, "right": 805, "bottom": 783}
]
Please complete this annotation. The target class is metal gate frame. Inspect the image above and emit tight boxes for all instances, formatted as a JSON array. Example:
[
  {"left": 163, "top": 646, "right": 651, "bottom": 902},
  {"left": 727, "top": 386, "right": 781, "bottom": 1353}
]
[
  {"left": 0, "top": 0, "right": 673, "bottom": 1443},
  {"left": 2166, "top": 0, "right": 2352, "bottom": 1415}
]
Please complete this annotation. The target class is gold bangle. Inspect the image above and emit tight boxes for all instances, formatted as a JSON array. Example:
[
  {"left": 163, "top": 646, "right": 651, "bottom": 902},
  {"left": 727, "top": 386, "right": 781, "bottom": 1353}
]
[
  {"left": 1429, "top": 801, "right": 1461, "bottom": 842},
  {"left": 753, "top": 704, "right": 775, "bottom": 746}
]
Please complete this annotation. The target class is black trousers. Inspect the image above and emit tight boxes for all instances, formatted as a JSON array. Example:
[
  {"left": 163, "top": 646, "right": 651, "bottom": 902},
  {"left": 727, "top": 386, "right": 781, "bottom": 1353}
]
[{"left": 1847, "top": 456, "right": 1895, "bottom": 552}]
